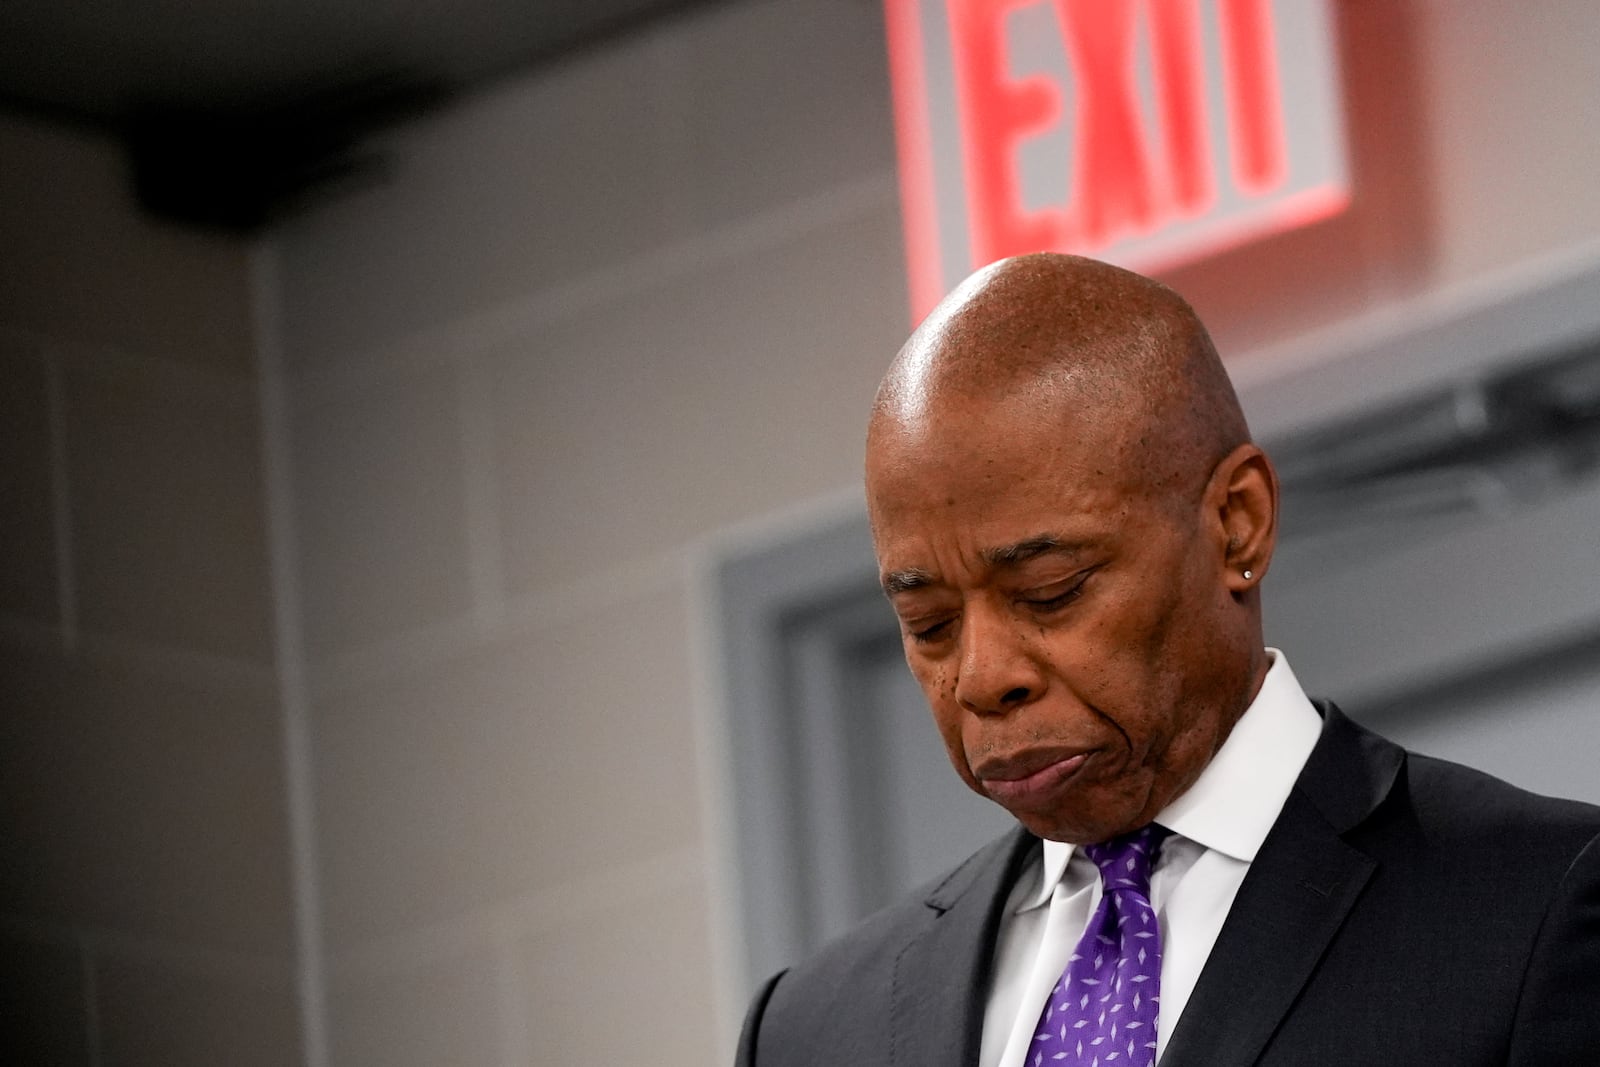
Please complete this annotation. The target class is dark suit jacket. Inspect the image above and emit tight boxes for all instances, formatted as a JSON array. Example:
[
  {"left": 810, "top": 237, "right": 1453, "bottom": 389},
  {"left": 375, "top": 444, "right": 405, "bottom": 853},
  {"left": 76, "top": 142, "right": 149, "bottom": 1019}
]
[{"left": 736, "top": 704, "right": 1600, "bottom": 1065}]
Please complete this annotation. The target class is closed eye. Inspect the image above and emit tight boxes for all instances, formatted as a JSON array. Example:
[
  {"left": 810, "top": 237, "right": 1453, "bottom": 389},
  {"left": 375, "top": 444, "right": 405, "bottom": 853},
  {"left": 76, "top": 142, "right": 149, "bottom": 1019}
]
[
  {"left": 1018, "top": 574, "right": 1092, "bottom": 613},
  {"left": 905, "top": 617, "right": 955, "bottom": 644}
]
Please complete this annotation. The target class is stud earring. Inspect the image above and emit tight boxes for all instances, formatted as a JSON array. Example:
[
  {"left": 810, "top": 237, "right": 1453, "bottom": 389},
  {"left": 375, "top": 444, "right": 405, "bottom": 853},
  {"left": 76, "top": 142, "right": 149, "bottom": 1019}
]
[{"left": 1242, "top": 569, "right": 1254, "bottom": 580}]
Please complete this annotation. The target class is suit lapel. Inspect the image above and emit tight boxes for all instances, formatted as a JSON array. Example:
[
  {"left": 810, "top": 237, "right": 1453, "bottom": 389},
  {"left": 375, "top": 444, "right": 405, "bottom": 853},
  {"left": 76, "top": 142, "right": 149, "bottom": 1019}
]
[
  {"left": 890, "top": 826, "right": 1037, "bottom": 1066},
  {"left": 1159, "top": 787, "right": 1374, "bottom": 1065},
  {"left": 1160, "top": 704, "right": 1403, "bottom": 1067}
]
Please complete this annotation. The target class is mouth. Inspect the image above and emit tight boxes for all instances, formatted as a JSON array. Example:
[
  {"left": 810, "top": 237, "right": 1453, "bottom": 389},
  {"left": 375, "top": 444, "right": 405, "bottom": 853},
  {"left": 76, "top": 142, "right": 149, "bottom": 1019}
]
[{"left": 973, "top": 748, "right": 1092, "bottom": 808}]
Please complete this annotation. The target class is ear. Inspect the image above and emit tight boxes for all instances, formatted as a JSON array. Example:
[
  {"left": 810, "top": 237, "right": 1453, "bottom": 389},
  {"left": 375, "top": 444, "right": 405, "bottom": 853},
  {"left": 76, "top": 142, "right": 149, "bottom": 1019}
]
[{"left": 1207, "top": 443, "right": 1278, "bottom": 593}]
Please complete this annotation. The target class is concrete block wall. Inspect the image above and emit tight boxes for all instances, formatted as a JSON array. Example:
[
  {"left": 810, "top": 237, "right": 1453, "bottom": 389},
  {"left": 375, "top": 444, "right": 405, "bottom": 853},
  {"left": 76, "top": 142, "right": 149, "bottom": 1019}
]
[
  {"left": 265, "top": 3, "right": 906, "bottom": 1060},
  {"left": 0, "top": 113, "right": 301, "bottom": 1065}
]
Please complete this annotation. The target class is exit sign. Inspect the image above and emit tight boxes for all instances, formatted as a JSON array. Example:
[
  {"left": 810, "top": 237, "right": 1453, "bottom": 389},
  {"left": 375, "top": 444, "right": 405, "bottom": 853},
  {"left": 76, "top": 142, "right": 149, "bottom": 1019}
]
[{"left": 886, "top": 0, "right": 1350, "bottom": 319}]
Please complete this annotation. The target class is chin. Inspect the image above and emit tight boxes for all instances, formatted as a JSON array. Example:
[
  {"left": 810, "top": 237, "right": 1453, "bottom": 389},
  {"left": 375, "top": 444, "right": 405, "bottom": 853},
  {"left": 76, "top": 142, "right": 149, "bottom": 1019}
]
[
  {"left": 1015, "top": 805, "right": 1143, "bottom": 845},
  {"left": 1015, "top": 812, "right": 1099, "bottom": 845}
]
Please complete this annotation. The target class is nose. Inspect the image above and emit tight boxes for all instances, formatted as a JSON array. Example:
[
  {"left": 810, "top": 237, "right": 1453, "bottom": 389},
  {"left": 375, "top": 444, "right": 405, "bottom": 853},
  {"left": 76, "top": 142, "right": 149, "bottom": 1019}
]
[{"left": 952, "top": 608, "right": 1045, "bottom": 715}]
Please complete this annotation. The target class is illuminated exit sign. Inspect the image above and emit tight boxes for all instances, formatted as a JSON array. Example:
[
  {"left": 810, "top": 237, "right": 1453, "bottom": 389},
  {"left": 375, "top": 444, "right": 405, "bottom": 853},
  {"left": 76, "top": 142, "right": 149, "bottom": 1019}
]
[{"left": 886, "top": 0, "right": 1350, "bottom": 319}]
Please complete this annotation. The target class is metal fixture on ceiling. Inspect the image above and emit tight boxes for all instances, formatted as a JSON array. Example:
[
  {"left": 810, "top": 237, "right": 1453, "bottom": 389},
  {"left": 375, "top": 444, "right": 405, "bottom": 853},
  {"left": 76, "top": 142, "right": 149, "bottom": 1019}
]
[
  {"left": 1271, "top": 339, "right": 1600, "bottom": 566},
  {"left": 0, "top": 0, "right": 727, "bottom": 230}
]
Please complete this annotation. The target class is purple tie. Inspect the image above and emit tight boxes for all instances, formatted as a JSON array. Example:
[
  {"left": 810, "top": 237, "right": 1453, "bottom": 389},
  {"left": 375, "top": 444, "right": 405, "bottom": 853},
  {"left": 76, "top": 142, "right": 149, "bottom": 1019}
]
[{"left": 1029, "top": 825, "right": 1166, "bottom": 1066}]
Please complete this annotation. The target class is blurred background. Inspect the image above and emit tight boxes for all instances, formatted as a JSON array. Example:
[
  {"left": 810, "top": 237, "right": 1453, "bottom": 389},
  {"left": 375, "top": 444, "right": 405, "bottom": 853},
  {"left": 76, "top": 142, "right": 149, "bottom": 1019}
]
[{"left": 2, "top": 0, "right": 1599, "bottom": 1064}]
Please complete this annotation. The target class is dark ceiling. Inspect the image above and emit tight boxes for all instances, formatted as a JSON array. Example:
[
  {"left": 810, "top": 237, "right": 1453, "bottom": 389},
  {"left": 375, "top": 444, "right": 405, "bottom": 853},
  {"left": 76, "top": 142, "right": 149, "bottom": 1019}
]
[
  {"left": 0, "top": 0, "right": 722, "bottom": 228},
  {"left": 0, "top": 0, "right": 717, "bottom": 127}
]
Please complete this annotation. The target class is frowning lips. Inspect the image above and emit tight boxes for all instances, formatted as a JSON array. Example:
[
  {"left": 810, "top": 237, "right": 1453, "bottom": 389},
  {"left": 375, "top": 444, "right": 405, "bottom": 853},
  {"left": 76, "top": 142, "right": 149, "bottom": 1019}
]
[{"left": 972, "top": 746, "right": 1094, "bottom": 806}]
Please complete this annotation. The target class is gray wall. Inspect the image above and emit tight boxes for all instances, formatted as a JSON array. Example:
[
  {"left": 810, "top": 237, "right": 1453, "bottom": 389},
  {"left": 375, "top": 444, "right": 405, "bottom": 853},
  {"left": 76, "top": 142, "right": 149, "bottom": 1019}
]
[{"left": 0, "top": 114, "right": 301, "bottom": 1064}]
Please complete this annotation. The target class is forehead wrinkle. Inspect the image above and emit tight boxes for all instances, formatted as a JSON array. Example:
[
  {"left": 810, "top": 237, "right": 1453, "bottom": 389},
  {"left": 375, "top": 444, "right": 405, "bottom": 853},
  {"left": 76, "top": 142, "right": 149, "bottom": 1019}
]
[
  {"left": 880, "top": 534, "right": 1094, "bottom": 599},
  {"left": 981, "top": 535, "right": 1090, "bottom": 569}
]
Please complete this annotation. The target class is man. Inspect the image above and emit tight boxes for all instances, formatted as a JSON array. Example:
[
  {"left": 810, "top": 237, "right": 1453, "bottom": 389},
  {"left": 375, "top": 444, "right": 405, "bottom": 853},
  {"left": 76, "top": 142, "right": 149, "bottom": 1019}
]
[{"left": 735, "top": 254, "right": 1600, "bottom": 1065}]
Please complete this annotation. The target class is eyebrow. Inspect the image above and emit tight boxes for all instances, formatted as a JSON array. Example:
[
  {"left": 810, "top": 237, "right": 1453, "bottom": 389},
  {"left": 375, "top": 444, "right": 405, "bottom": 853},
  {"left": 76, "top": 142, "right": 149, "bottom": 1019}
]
[
  {"left": 981, "top": 535, "right": 1082, "bottom": 568},
  {"left": 881, "top": 568, "right": 935, "bottom": 596},
  {"left": 880, "top": 535, "right": 1089, "bottom": 596}
]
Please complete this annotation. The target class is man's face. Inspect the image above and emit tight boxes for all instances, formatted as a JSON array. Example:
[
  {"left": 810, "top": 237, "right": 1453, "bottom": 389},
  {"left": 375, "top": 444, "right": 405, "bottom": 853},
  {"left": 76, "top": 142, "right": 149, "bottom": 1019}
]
[{"left": 866, "top": 393, "right": 1250, "bottom": 844}]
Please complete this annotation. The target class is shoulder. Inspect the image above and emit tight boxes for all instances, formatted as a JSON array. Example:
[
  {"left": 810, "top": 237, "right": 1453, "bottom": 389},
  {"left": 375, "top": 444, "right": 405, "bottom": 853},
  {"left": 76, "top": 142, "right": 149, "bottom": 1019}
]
[
  {"left": 766, "top": 825, "right": 1027, "bottom": 999},
  {"left": 1387, "top": 751, "right": 1600, "bottom": 1058},
  {"left": 1328, "top": 712, "right": 1600, "bottom": 900},
  {"left": 1398, "top": 749, "right": 1600, "bottom": 883},
  {"left": 1314, "top": 702, "right": 1600, "bottom": 853},
  {"left": 737, "top": 826, "right": 1033, "bottom": 1065},
  {"left": 1289, "top": 704, "right": 1600, "bottom": 943},
  {"left": 1403, "top": 748, "right": 1600, "bottom": 836}
]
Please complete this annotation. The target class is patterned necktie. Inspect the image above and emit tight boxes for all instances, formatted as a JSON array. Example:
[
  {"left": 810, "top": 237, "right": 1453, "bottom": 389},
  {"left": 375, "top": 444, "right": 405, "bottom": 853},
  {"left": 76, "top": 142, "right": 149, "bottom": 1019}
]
[{"left": 1030, "top": 825, "right": 1166, "bottom": 1066}]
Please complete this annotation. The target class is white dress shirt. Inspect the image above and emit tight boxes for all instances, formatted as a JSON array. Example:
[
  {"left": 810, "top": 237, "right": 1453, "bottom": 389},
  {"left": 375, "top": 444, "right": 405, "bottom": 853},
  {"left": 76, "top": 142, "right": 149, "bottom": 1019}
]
[{"left": 978, "top": 650, "right": 1324, "bottom": 1067}]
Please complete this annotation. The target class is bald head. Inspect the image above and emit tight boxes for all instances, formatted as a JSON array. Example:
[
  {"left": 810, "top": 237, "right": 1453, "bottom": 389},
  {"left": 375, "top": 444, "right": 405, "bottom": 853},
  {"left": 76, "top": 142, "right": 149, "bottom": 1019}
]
[{"left": 871, "top": 253, "right": 1249, "bottom": 507}]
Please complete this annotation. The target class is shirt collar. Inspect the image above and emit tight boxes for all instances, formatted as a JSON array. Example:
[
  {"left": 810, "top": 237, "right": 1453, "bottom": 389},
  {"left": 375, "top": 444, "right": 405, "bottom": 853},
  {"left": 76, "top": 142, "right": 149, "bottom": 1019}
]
[{"left": 1016, "top": 649, "right": 1323, "bottom": 913}]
